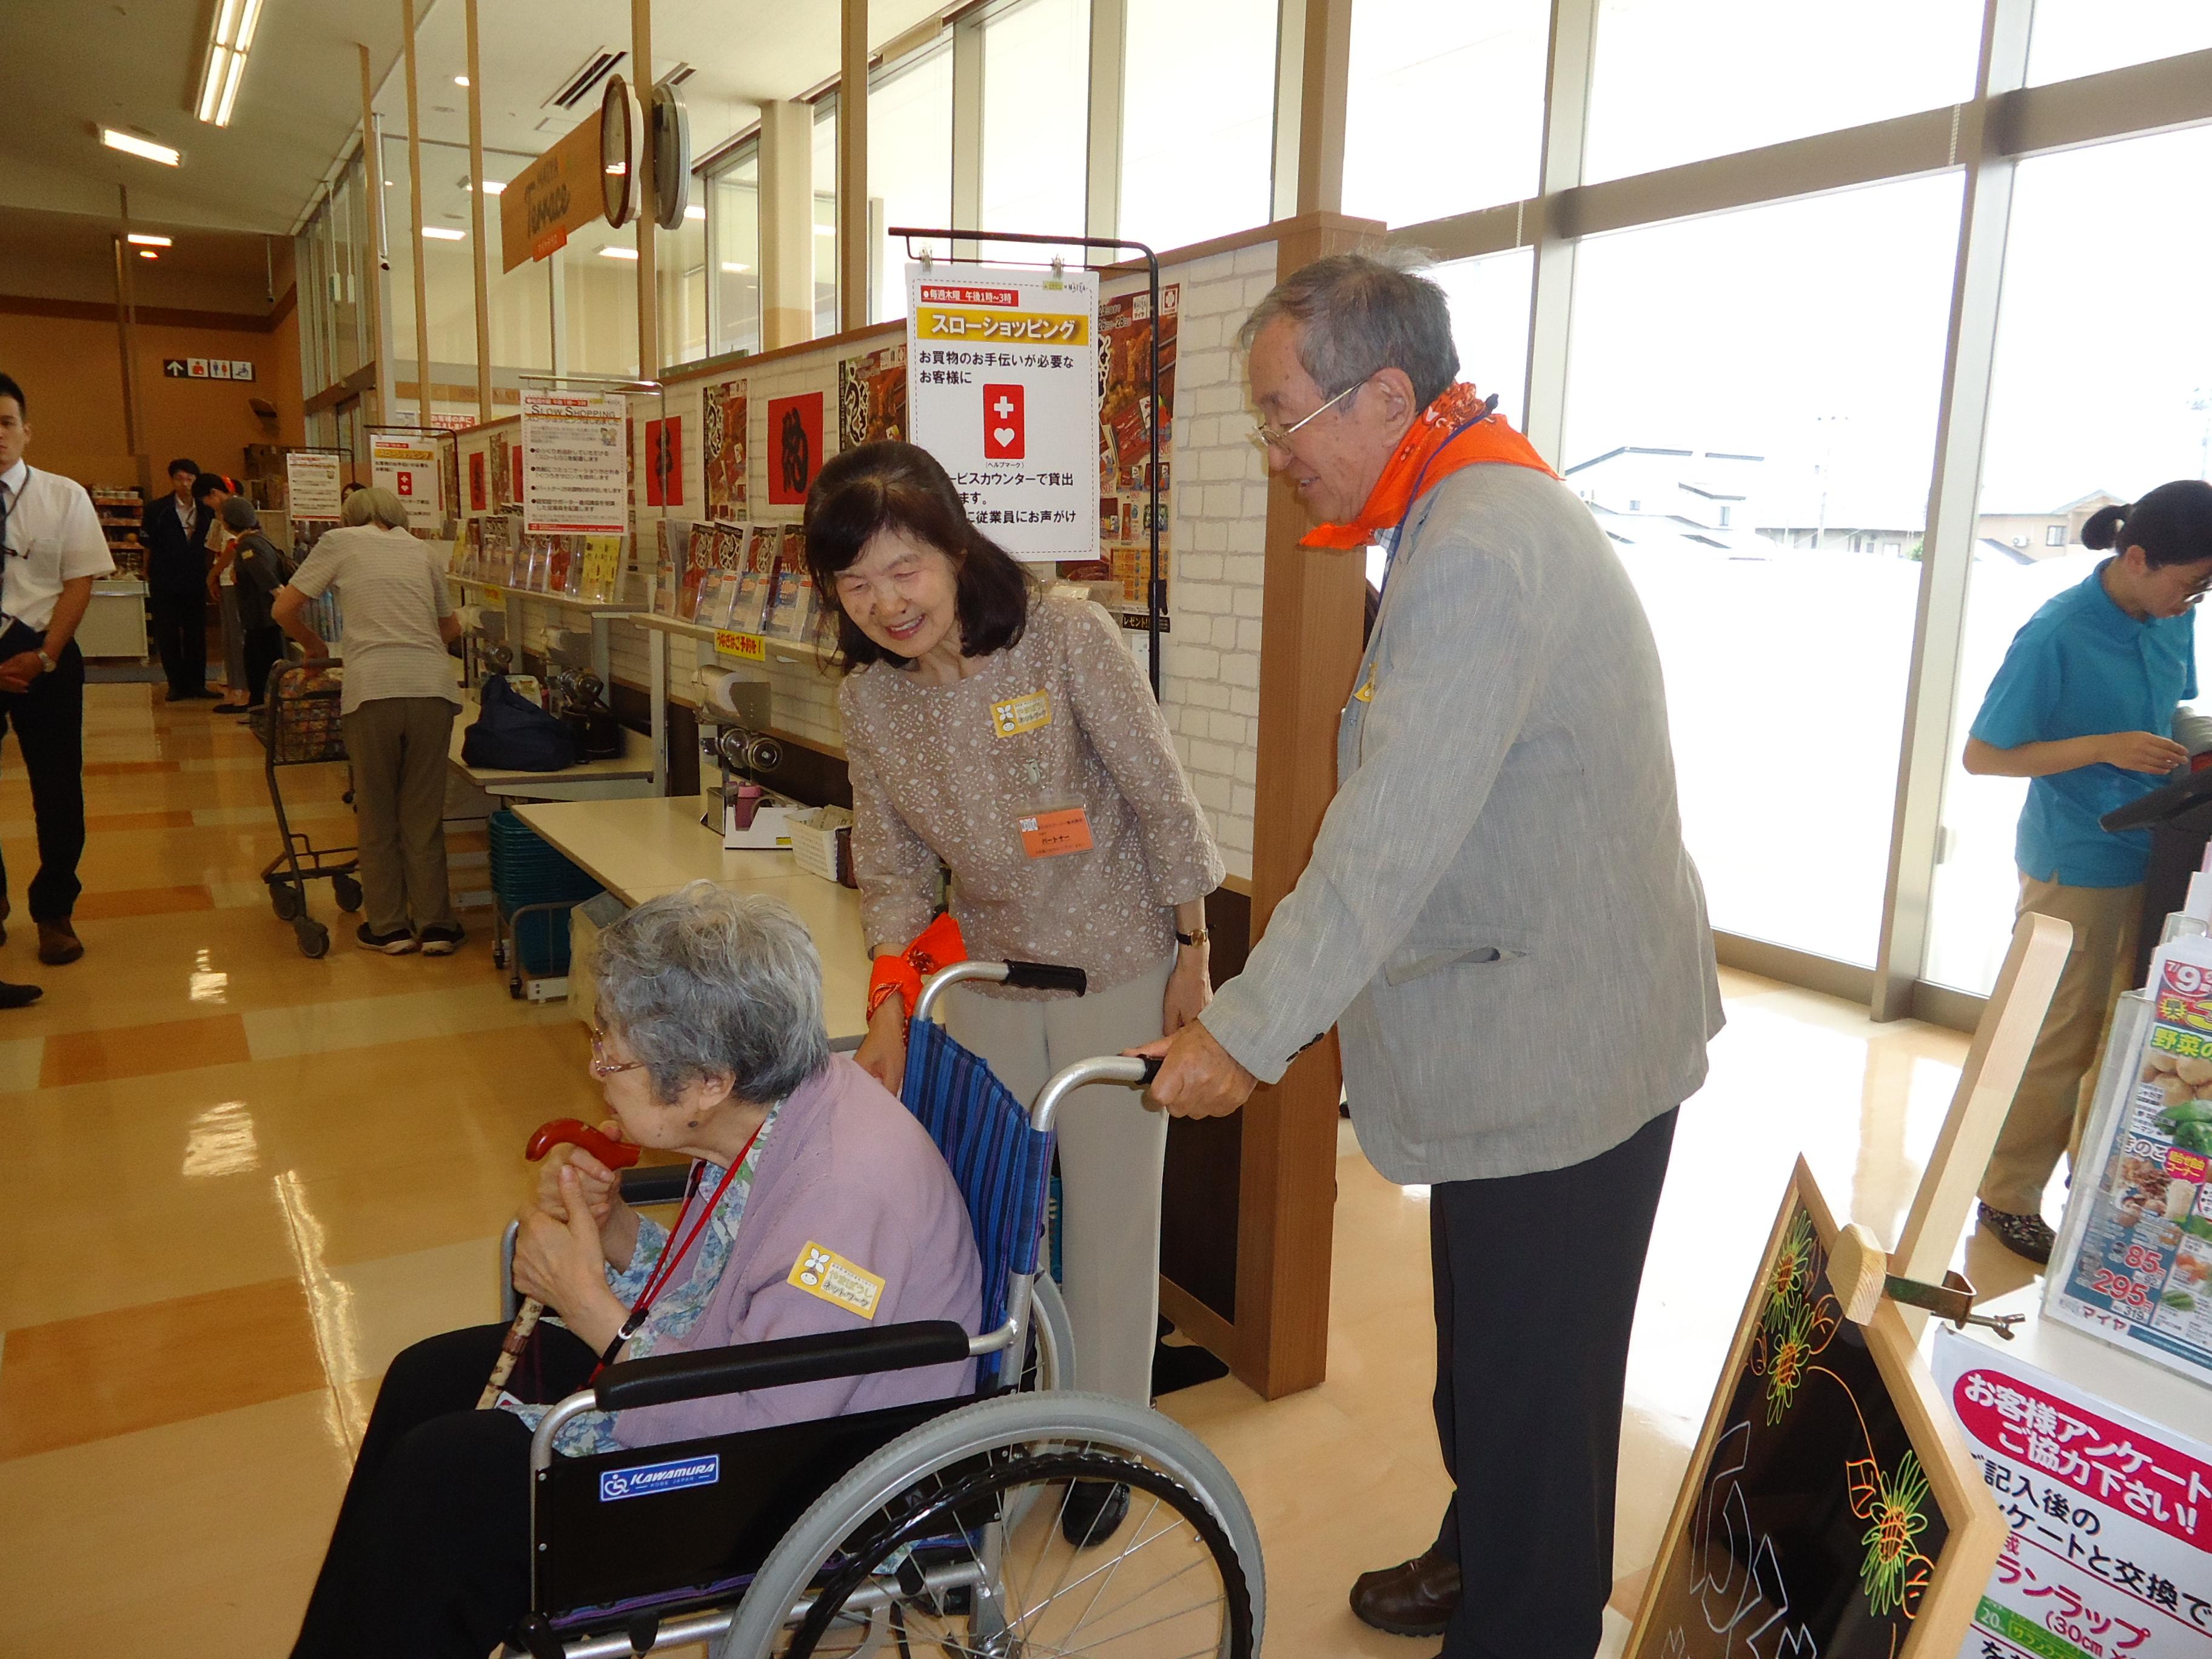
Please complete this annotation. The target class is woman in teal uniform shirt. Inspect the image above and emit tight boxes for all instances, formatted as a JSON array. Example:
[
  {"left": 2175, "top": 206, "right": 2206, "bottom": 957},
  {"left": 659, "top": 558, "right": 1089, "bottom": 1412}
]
[{"left": 1964, "top": 480, "right": 2212, "bottom": 1261}]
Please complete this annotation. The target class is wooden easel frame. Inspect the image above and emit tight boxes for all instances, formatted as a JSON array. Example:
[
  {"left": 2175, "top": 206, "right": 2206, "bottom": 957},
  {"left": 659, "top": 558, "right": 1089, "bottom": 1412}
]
[{"left": 1625, "top": 1159, "right": 2006, "bottom": 1658}]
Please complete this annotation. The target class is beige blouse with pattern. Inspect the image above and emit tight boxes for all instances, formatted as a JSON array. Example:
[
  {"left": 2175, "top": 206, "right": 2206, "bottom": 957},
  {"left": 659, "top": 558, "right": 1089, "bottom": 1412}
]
[{"left": 838, "top": 593, "right": 1224, "bottom": 997}]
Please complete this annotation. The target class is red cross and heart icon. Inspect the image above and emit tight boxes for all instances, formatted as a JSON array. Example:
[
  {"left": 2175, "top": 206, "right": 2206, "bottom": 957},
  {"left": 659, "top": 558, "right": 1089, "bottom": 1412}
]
[{"left": 982, "top": 383, "right": 1026, "bottom": 460}]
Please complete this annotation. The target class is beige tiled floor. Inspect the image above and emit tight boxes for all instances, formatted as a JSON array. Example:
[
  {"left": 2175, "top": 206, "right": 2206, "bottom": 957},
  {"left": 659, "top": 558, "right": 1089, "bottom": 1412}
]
[{"left": 0, "top": 683, "right": 2050, "bottom": 1656}]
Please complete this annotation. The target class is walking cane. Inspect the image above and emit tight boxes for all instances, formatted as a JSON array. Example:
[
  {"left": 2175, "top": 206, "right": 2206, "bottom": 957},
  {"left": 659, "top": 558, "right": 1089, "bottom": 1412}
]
[{"left": 479, "top": 1119, "right": 640, "bottom": 1409}]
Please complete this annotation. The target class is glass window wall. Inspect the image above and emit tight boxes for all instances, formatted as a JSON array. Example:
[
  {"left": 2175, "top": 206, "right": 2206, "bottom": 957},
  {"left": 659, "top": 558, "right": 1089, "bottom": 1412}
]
[
  {"left": 1432, "top": 248, "right": 1533, "bottom": 432},
  {"left": 2026, "top": 1, "right": 2212, "bottom": 86},
  {"left": 659, "top": 198, "right": 709, "bottom": 370},
  {"left": 868, "top": 45, "right": 953, "bottom": 323},
  {"left": 981, "top": 0, "right": 1090, "bottom": 254},
  {"left": 1562, "top": 175, "right": 1965, "bottom": 966},
  {"left": 711, "top": 147, "right": 762, "bottom": 358},
  {"left": 1925, "top": 125, "right": 2212, "bottom": 994},
  {"left": 1582, "top": 0, "right": 1983, "bottom": 184},
  {"left": 1120, "top": 0, "right": 1275, "bottom": 253},
  {"left": 814, "top": 99, "right": 840, "bottom": 338}
]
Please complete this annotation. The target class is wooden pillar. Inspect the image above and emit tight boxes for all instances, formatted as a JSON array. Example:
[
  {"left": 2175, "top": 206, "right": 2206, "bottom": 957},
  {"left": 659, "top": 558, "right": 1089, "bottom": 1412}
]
[
  {"left": 358, "top": 44, "right": 396, "bottom": 423},
  {"left": 632, "top": 0, "right": 659, "bottom": 378},
  {"left": 401, "top": 0, "right": 432, "bottom": 431},
  {"left": 1225, "top": 207, "right": 1386, "bottom": 1399},
  {"left": 837, "top": 0, "right": 868, "bottom": 331},
  {"left": 1292, "top": 0, "right": 1351, "bottom": 217},
  {"left": 465, "top": 0, "right": 492, "bottom": 421}
]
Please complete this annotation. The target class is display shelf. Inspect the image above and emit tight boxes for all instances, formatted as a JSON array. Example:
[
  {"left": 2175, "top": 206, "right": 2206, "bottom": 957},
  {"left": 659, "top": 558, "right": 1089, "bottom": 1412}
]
[
  {"left": 626, "top": 609, "right": 833, "bottom": 662},
  {"left": 447, "top": 574, "right": 643, "bottom": 617},
  {"left": 87, "top": 484, "right": 145, "bottom": 578}
]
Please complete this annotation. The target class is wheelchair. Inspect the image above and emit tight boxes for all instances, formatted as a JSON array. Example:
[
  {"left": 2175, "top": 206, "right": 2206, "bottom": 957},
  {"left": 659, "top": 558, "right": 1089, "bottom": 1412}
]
[{"left": 493, "top": 959, "right": 1266, "bottom": 1658}]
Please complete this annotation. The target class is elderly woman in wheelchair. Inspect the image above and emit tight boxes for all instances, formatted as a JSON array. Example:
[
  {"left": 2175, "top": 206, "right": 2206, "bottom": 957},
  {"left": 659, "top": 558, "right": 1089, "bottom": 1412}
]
[{"left": 292, "top": 882, "right": 1264, "bottom": 1659}]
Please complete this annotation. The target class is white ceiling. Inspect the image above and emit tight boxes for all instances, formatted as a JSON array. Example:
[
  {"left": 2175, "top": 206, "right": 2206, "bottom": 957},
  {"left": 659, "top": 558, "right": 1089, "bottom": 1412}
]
[{"left": 0, "top": 0, "right": 942, "bottom": 240}]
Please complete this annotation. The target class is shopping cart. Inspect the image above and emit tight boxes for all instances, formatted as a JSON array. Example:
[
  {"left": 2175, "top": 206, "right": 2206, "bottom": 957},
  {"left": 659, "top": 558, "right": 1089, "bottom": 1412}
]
[{"left": 252, "top": 656, "right": 361, "bottom": 958}]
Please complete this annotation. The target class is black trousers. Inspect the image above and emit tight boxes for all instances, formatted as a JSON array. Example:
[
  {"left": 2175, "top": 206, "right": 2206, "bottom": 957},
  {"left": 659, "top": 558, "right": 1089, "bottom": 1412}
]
[
  {"left": 148, "top": 589, "right": 207, "bottom": 696},
  {"left": 242, "top": 622, "right": 284, "bottom": 708},
  {"left": 1430, "top": 1107, "right": 1677, "bottom": 1659},
  {"left": 0, "top": 629, "right": 88, "bottom": 923},
  {"left": 291, "top": 1321, "right": 597, "bottom": 1659}
]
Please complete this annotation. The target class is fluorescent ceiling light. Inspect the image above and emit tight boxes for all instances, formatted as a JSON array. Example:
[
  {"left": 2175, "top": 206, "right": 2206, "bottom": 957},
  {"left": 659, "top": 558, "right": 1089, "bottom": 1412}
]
[
  {"left": 468, "top": 179, "right": 505, "bottom": 195},
  {"left": 719, "top": 262, "right": 751, "bottom": 273},
  {"left": 126, "top": 233, "right": 172, "bottom": 247},
  {"left": 195, "top": 0, "right": 260, "bottom": 127},
  {"left": 685, "top": 203, "right": 706, "bottom": 221},
  {"left": 102, "top": 129, "right": 180, "bottom": 166},
  {"left": 421, "top": 226, "right": 467, "bottom": 241},
  {"left": 139, "top": 249, "right": 159, "bottom": 260},
  {"left": 599, "top": 246, "right": 639, "bottom": 260},
  {"left": 813, "top": 223, "right": 836, "bottom": 236},
  {"left": 454, "top": 75, "right": 471, "bottom": 87}
]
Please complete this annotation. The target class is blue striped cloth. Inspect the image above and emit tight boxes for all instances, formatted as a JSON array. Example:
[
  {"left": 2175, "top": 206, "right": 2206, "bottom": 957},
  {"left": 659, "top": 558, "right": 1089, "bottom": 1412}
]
[{"left": 900, "top": 1017, "right": 1056, "bottom": 1384}]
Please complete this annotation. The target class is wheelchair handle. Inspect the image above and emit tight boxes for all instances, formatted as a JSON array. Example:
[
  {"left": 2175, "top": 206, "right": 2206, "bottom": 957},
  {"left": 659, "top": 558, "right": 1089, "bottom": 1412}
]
[
  {"left": 912, "top": 957, "right": 1088, "bottom": 1025},
  {"left": 1033, "top": 1054, "right": 1161, "bottom": 1135}
]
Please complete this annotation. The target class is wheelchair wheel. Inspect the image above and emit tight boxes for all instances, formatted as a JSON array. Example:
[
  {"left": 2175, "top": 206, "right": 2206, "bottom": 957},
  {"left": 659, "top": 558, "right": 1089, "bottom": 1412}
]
[
  {"left": 269, "top": 881, "right": 301, "bottom": 921},
  {"left": 716, "top": 1392, "right": 1262, "bottom": 1659},
  {"left": 295, "top": 916, "right": 330, "bottom": 958}
]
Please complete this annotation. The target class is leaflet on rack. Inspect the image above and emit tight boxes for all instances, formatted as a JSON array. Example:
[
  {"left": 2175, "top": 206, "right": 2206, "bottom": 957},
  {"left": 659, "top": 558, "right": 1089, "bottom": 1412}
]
[{"left": 2045, "top": 934, "right": 2212, "bottom": 1381}]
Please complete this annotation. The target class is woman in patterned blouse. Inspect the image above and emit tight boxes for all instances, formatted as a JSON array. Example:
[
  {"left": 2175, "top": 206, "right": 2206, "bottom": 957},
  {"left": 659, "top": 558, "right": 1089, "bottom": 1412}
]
[{"left": 805, "top": 441, "right": 1224, "bottom": 1490}]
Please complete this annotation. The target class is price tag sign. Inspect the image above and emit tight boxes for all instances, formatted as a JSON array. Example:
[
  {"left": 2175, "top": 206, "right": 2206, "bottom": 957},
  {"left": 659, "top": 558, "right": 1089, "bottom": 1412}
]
[{"left": 713, "top": 630, "right": 766, "bottom": 662}]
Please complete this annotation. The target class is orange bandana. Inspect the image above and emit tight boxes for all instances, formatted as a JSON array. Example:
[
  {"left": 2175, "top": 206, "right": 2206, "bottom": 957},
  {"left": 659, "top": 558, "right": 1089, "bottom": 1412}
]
[{"left": 1299, "top": 383, "right": 1558, "bottom": 551}]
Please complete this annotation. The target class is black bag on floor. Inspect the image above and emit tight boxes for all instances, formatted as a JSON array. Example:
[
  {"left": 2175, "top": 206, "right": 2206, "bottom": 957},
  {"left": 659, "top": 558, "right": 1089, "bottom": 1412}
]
[{"left": 463, "top": 674, "right": 578, "bottom": 772}]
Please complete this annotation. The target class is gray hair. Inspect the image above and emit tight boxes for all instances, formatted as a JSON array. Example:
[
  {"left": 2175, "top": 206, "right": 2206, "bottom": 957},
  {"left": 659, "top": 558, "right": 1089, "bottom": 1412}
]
[
  {"left": 1239, "top": 251, "right": 1460, "bottom": 408},
  {"left": 220, "top": 495, "right": 261, "bottom": 532},
  {"left": 591, "top": 881, "right": 831, "bottom": 1104},
  {"left": 341, "top": 485, "right": 411, "bottom": 530}
]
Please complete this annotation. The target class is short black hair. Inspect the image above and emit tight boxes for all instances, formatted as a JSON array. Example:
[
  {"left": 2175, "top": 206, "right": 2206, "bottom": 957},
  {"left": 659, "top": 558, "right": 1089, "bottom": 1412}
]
[
  {"left": 192, "top": 472, "right": 229, "bottom": 503},
  {"left": 167, "top": 457, "right": 199, "bottom": 479},
  {"left": 802, "top": 440, "right": 1037, "bottom": 669},
  {"left": 2083, "top": 481, "right": 2212, "bottom": 569},
  {"left": 0, "top": 372, "right": 24, "bottom": 418}
]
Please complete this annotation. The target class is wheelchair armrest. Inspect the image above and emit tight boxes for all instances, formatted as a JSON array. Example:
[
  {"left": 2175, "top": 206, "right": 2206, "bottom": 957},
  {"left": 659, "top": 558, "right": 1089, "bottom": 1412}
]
[
  {"left": 592, "top": 1320, "right": 973, "bottom": 1412},
  {"left": 617, "top": 1163, "right": 691, "bottom": 1207}
]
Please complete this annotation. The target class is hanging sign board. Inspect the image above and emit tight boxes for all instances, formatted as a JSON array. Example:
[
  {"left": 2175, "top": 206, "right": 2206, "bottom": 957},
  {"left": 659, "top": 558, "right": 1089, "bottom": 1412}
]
[
  {"left": 368, "top": 430, "right": 444, "bottom": 532},
  {"left": 286, "top": 449, "right": 344, "bottom": 521},
  {"left": 1626, "top": 1161, "right": 2005, "bottom": 1659},
  {"left": 521, "top": 390, "right": 627, "bottom": 537},
  {"left": 500, "top": 107, "right": 607, "bottom": 273},
  {"left": 1931, "top": 1331, "right": 2212, "bottom": 1658},
  {"left": 907, "top": 263, "right": 1099, "bottom": 564}
]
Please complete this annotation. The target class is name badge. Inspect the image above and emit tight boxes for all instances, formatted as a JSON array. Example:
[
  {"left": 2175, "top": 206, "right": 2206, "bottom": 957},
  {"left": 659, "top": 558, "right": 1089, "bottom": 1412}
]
[
  {"left": 1019, "top": 806, "right": 1094, "bottom": 859},
  {"left": 991, "top": 689, "right": 1053, "bottom": 737}
]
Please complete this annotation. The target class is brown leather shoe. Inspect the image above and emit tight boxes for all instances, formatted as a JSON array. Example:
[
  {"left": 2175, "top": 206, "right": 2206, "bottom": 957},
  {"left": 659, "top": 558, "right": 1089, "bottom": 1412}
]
[
  {"left": 37, "top": 920, "right": 83, "bottom": 965},
  {"left": 1350, "top": 1541, "right": 1461, "bottom": 1637}
]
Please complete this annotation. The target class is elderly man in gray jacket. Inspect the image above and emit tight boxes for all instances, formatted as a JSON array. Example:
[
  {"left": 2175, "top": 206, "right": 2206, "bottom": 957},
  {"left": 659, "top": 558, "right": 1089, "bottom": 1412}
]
[{"left": 1140, "top": 254, "right": 1723, "bottom": 1658}]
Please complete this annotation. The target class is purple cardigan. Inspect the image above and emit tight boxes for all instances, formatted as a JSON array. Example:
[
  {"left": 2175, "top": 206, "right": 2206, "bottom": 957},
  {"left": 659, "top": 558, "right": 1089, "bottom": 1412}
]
[{"left": 612, "top": 1056, "right": 984, "bottom": 1448}]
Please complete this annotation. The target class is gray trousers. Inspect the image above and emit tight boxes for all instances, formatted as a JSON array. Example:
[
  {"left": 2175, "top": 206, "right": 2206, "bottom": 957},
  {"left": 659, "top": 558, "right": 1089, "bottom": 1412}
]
[
  {"left": 945, "top": 953, "right": 1174, "bottom": 1407},
  {"left": 342, "top": 697, "right": 458, "bottom": 936}
]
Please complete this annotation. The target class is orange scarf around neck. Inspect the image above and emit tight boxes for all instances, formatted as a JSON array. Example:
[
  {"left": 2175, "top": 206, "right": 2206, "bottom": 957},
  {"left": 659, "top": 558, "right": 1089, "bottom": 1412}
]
[{"left": 1299, "top": 383, "right": 1558, "bottom": 551}]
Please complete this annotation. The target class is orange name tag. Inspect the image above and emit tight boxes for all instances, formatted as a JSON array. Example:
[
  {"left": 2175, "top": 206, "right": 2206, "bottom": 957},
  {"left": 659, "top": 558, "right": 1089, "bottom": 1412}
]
[{"left": 1019, "top": 807, "right": 1094, "bottom": 859}]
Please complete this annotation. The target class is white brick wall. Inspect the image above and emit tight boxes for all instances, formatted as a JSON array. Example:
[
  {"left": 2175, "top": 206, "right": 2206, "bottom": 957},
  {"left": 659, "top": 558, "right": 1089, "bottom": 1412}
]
[{"left": 1108, "top": 239, "right": 1278, "bottom": 882}]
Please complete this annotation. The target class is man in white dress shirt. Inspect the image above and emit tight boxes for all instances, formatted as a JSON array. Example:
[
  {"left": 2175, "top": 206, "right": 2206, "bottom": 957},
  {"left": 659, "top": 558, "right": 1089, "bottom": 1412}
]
[{"left": 0, "top": 371, "right": 115, "bottom": 977}]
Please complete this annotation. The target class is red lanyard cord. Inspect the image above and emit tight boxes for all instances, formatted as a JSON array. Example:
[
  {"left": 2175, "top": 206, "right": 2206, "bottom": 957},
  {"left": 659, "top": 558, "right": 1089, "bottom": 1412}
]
[{"left": 591, "top": 1117, "right": 766, "bottom": 1376}]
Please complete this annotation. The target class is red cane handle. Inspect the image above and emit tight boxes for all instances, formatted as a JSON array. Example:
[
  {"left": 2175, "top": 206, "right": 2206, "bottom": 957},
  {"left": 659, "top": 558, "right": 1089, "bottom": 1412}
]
[{"left": 525, "top": 1118, "right": 642, "bottom": 1168}]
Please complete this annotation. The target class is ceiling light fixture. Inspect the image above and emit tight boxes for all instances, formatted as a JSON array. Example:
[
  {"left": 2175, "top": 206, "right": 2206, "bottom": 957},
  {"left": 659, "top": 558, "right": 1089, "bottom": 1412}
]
[
  {"left": 193, "top": 0, "right": 262, "bottom": 127},
  {"left": 719, "top": 262, "right": 750, "bottom": 273},
  {"left": 126, "top": 233, "right": 173, "bottom": 247},
  {"left": 102, "top": 129, "right": 181, "bottom": 166},
  {"left": 454, "top": 75, "right": 471, "bottom": 87},
  {"left": 685, "top": 203, "right": 706, "bottom": 221},
  {"left": 598, "top": 246, "right": 639, "bottom": 260},
  {"left": 421, "top": 226, "right": 467, "bottom": 241},
  {"left": 139, "top": 249, "right": 160, "bottom": 260}
]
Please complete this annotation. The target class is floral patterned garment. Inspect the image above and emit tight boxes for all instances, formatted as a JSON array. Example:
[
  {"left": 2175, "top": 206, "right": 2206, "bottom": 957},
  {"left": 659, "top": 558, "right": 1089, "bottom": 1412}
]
[
  {"left": 838, "top": 594, "right": 1224, "bottom": 999},
  {"left": 498, "top": 1104, "right": 781, "bottom": 1456}
]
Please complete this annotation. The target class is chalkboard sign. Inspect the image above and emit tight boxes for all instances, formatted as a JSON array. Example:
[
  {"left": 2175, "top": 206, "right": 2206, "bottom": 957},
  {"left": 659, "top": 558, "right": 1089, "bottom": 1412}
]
[{"left": 1627, "top": 1159, "right": 2005, "bottom": 1659}]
